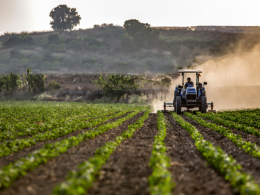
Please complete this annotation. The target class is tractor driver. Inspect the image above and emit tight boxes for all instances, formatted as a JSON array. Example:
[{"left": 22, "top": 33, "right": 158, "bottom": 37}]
[{"left": 185, "top": 77, "right": 194, "bottom": 89}]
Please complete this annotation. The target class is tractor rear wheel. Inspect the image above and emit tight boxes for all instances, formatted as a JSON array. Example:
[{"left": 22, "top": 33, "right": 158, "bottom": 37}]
[
  {"left": 173, "top": 99, "right": 176, "bottom": 112},
  {"left": 201, "top": 96, "right": 207, "bottom": 113},
  {"left": 176, "top": 96, "right": 182, "bottom": 114}
]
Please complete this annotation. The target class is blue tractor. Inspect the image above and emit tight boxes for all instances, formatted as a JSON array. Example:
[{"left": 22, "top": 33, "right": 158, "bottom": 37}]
[{"left": 163, "top": 70, "right": 215, "bottom": 114}]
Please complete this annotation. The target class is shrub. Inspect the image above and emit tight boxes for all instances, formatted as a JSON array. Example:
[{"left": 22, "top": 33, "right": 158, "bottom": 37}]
[
  {"left": 3, "top": 36, "right": 20, "bottom": 47},
  {"left": 9, "top": 58, "right": 21, "bottom": 67},
  {"left": 47, "top": 80, "right": 60, "bottom": 91},
  {"left": 92, "top": 62, "right": 103, "bottom": 69},
  {"left": 128, "top": 94, "right": 147, "bottom": 104},
  {"left": 20, "top": 58, "right": 30, "bottom": 67},
  {"left": 88, "top": 45, "right": 98, "bottom": 52},
  {"left": 98, "top": 45, "right": 108, "bottom": 51},
  {"left": 47, "top": 43, "right": 59, "bottom": 52},
  {"left": 50, "top": 61, "right": 61, "bottom": 70},
  {"left": 3, "top": 33, "right": 34, "bottom": 47},
  {"left": 68, "top": 40, "right": 81, "bottom": 50},
  {"left": 10, "top": 49, "right": 21, "bottom": 58},
  {"left": 48, "top": 34, "right": 60, "bottom": 43},
  {"left": 41, "top": 61, "right": 52, "bottom": 70}
]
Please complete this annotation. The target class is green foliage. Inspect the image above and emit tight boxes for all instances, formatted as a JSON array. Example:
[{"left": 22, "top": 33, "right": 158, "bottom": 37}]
[
  {"left": 53, "top": 108, "right": 150, "bottom": 195},
  {"left": 48, "top": 34, "right": 60, "bottom": 43},
  {"left": 0, "top": 72, "right": 22, "bottom": 92},
  {"left": 10, "top": 49, "right": 21, "bottom": 58},
  {"left": 49, "top": 5, "right": 81, "bottom": 31},
  {"left": 123, "top": 19, "right": 160, "bottom": 48},
  {"left": 47, "top": 81, "right": 60, "bottom": 91},
  {"left": 128, "top": 94, "right": 147, "bottom": 104},
  {"left": 188, "top": 112, "right": 260, "bottom": 165},
  {"left": 0, "top": 110, "right": 130, "bottom": 156},
  {"left": 216, "top": 111, "right": 260, "bottom": 129},
  {"left": 171, "top": 111, "right": 260, "bottom": 194},
  {"left": 149, "top": 111, "right": 174, "bottom": 195},
  {"left": 0, "top": 102, "right": 147, "bottom": 190},
  {"left": 27, "top": 68, "right": 45, "bottom": 92},
  {"left": 121, "top": 33, "right": 135, "bottom": 51},
  {"left": 123, "top": 19, "right": 150, "bottom": 38},
  {"left": 200, "top": 112, "right": 260, "bottom": 136},
  {"left": 3, "top": 33, "right": 33, "bottom": 47},
  {"left": 93, "top": 74, "right": 140, "bottom": 97},
  {"left": 134, "top": 27, "right": 160, "bottom": 47}
]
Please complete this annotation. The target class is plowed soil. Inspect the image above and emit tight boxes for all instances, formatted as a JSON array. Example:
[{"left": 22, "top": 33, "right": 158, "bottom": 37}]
[
  {"left": 0, "top": 112, "right": 143, "bottom": 195},
  {"left": 183, "top": 115, "right": 260, "bottom": 184},
  {"left": 1, "top": 113, "right": 257, "bottom": 195},
  {"left": 165, "top": 114, "right": 234, "bottom": 195},
  {"left": 202, "top": 116, "right": 260, "bottom": 147},
  {"left": 88, "top": 113, "right": 158, "bottom": 195}
]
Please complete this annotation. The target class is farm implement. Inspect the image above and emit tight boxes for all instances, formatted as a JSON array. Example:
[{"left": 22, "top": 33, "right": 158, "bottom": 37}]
[{"left": 163, "top": 70, "right": 216, "bottom": 114}]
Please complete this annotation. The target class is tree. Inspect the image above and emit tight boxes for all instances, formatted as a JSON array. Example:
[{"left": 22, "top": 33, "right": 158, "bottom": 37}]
[
  {"left": 27, "top": 69, "right": 45, "bottom": 92},
  {"left": 49, "top": 5, "right": 81, "bottom": 31},
  {"left": 3, "top": 33, "right": 33, "bottom": 47},
  {"left": 0, "top": 72, "right": 22, "bottom": 92},
  {"left": 93, "top": 74, "right": 139, "bottom": 99},
  {"left": 121, "top": 33, "right": 135, "bottom": 51},
  {"left": 123, "top": 19, "right": 150, "bottom": 38},
  {"left": 134, "top": 28, "right": 160, "bottom": 47}
]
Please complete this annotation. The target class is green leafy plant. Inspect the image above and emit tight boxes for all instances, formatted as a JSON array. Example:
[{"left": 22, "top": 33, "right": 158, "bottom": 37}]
[
  {"left": 0, "top": 103, "right": 148, "bottom": 189},
  {"left": 170, "top": 111, "right": 260, "bottom": 195},
  {"left": 148, "top": 111, "right": 174, "bottom": 195},
  {"left": 52, "top": 108, "right": 151, "bottom": 195},
  {"left": 186, "top": 112, "right": 260, "bottom": 162}
]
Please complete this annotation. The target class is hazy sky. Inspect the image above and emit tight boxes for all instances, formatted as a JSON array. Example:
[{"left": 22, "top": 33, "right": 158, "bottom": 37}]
[{"left": 1, "top": 0, "right": 260, "bottom": 35}]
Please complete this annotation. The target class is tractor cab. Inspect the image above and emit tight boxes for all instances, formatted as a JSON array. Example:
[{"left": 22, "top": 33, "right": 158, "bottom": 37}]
[{"left": 163, "top": 69, "right": 215, "bottom": 114}]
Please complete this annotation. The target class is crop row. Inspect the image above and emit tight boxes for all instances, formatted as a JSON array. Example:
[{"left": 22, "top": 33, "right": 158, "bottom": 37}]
[
  {"left": 0, "top": 102, "right": 94, "bottom": 124},
  {"left": 52, "top": 109, "right": 151, "bottom": 195},
  {"left": 148, "top": 111, "right": 174, "bottom": 195},
  {"left": 170, "top": 111, "right": 260, "bottom": 194},
  {"left": 185, "top": 112, "right": 260, "bottom": 161},
  {"left": 215, "top": 112, "right": 260, "bottom": 128},
  {"left": 0, "top": 103, "right": 125, "bottom": 132},
  {"left": 0, "top": 109, "right": 134, "bottom": 157},
  {"left": 198, "top": 112, "right": 260, "bottom": 137},
  {"left": 0, "top": 107, "right": 119, "bottom": 141},
  {"left": 217, "top": 108, "right": 260, "bottom": 115},
  {"left": 0, "top": 108, "right": 146, "bottom": 189}
]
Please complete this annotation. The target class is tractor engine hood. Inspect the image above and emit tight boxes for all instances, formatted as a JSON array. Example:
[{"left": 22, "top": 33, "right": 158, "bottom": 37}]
[{"left": 185, "top": 86, "right": 197, "bottom": 104}]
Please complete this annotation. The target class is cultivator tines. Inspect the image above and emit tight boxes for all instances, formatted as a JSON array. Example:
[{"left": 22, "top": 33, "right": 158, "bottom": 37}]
[{"left": 207, "top": 102, "right": 216, "bottom": 113}]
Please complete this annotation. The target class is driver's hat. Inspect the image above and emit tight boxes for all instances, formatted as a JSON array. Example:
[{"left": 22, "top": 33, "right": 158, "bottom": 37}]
[{"left": 187, "top": 77, "right": 191, "bottom": 80}]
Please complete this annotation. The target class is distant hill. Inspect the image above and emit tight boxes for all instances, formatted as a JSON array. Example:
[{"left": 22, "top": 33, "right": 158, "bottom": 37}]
[{"left": 0, "top": 26, "right": 256, "bottom": 75}]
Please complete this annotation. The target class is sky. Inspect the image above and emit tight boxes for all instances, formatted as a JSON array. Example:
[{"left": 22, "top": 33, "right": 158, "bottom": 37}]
[{"left": 1, "top": 0, "right": 260, "bottom": 35}]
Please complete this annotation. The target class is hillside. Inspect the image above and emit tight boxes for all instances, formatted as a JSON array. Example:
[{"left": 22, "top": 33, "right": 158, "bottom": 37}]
[{"left": 0, "top": 26, "right": 252, "bottom": 75}]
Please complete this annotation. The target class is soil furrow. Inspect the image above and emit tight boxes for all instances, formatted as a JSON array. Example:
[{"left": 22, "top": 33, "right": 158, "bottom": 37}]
[
  {"left": 0, "top": 112, "right": 131, "bottom": 167},
  {"left": 165, "top": 114, "right": 234, "bottom": 195},
  {"left": 201, "top": 116, "right": 260, "bottom": 147},
  {"left": 87, "top": 113, "right": 158, "bottom": 195},
  {"left": 183, "top": 115, "right": 260, "bottom": 184},
  {"left": 0, "top": 112, "right": 144, "bottom": 195}
]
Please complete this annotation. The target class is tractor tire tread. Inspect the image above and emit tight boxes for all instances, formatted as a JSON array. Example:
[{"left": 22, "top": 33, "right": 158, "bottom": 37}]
[{"left": 176, "top": 96, "right": 182, "bottom": 114}]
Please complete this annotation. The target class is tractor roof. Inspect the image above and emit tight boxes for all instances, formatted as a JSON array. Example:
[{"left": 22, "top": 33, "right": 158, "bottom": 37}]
[{"left": 178, "top": 70, "right": 202, "bottom": 73}]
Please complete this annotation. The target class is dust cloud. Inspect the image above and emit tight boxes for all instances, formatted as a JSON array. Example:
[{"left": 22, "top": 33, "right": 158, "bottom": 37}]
[{"left": 152, "top": 36, "right": 260, "bottom": 112}]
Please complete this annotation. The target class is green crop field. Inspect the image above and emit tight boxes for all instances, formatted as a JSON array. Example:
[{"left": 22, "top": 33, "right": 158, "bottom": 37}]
[{"left": 1, "top": 101, "right": 260, "bottom": 195}]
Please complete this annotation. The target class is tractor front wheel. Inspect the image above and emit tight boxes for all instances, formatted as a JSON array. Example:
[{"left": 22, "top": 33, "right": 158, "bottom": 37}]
[
  {"left": 201, "top": 96, "right": 207, "bottom": 113},
  {"left": 176, "top": 96, "right": 182, "bottom": 114}
]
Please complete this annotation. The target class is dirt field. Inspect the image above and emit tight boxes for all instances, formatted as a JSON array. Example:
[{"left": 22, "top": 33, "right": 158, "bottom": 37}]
[{"left": 1, "top": 112, "right": 252, "bottom": 195}]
